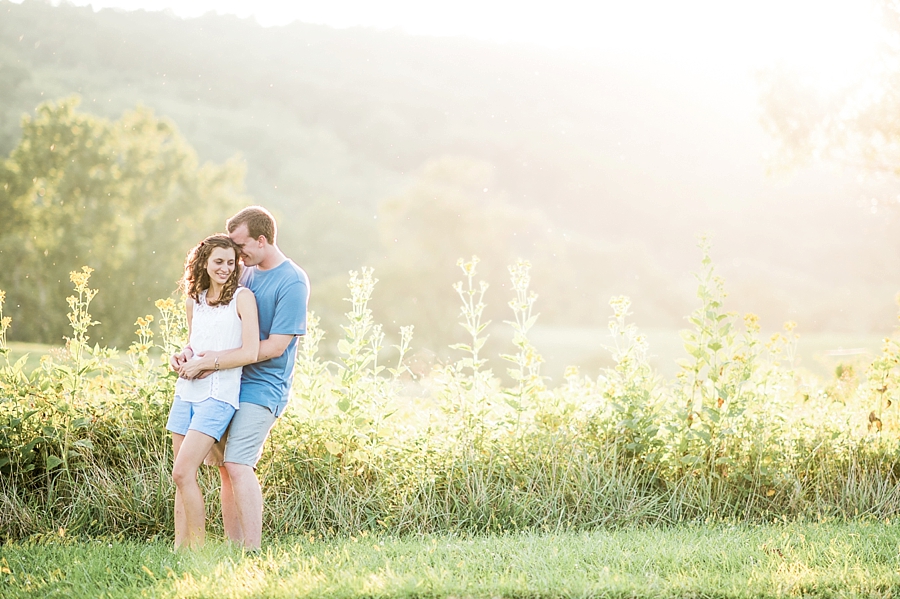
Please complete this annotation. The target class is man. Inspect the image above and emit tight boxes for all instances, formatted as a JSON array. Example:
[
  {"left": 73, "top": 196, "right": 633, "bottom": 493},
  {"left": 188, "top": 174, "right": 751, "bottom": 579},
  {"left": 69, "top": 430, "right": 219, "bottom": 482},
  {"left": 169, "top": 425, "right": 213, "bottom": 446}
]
[{"left": 172, "top": 206, "right": 309, "bottom": 549}]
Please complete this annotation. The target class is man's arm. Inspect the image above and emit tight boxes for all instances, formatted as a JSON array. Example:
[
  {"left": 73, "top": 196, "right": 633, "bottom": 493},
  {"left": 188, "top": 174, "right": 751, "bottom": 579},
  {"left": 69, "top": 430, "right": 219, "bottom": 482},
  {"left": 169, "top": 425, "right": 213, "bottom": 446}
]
[
  {"left": 252, "top": 273, "right": 308, "bottom": 364},
  {"left": 256, "top": 333, "right": 295, "bottom": 363},
  {"left": 179, "top": 291, "right": 260, "bottom": 379},
  {"left": 189, "top": 333, "right": 294, "bottom": 377}
]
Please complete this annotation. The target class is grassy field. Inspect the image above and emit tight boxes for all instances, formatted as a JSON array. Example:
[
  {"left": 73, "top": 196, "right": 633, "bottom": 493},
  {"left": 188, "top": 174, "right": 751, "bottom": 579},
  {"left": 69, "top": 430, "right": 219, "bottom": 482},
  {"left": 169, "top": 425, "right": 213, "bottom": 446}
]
[
  {"left": 531, "top": 326, "right": 885, "bottom": 380},
  {"left": 6, "top": 342, "right": 53, "bottom": 372},
  {"left": 5, "top": 260, "right": 900, "bottom": 599},
  {"left": 2, "top": 522, "right": 899, "bottom": 598},
  {"left": 6, "top": 328, "right": 884, "bottom": 384}
]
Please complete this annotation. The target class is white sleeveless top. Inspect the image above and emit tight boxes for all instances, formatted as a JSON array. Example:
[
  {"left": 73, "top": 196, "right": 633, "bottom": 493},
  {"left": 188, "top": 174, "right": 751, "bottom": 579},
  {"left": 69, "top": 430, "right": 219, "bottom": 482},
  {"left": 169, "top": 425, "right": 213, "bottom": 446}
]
[{"left": 174, "top": 287, "right": 247, "bottom": 409}]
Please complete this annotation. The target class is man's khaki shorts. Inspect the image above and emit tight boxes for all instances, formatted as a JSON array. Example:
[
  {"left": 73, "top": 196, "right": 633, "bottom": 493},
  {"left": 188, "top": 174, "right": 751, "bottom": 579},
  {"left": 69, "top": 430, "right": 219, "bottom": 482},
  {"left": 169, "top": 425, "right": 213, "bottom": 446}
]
[{"left": 204, "top": 402, "right": 277, "bottom": 468}]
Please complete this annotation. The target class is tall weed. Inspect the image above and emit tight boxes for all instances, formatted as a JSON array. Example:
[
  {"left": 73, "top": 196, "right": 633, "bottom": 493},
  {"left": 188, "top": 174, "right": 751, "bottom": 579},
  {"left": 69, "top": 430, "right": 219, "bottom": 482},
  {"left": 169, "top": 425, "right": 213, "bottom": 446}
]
[{"left": 2, "top": 241, "right": 900, "bottom": 540}]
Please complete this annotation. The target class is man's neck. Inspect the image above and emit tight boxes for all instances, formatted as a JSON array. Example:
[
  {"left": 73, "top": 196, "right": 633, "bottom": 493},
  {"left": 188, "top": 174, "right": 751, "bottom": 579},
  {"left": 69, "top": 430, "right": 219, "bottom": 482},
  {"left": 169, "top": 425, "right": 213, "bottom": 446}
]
[{"left": 256, "top": 246, "right": 287, "bottom": 271}]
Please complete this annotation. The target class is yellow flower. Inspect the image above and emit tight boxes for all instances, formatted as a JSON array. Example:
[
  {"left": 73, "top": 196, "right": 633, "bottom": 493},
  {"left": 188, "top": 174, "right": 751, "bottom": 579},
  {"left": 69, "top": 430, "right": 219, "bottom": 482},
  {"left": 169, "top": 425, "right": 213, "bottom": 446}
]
[
  {"left": 609, "top": 295, "right": 631, "bottom": 319},
  {"left": 155, "top": 298, "right": 176, "bottom": 310},
  {"left": 743, "top": 313, "right": 760, "bottom": 334},
  {"left": 69, "top": 266, "right": 94, "bottom": 287}
]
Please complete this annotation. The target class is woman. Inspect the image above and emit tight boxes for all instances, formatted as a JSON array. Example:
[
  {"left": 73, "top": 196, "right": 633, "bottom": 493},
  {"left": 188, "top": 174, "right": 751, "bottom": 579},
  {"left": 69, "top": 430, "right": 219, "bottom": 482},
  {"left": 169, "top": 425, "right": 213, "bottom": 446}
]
[{"left": 166, "top": 234, "right": 259, "bottom": 549}]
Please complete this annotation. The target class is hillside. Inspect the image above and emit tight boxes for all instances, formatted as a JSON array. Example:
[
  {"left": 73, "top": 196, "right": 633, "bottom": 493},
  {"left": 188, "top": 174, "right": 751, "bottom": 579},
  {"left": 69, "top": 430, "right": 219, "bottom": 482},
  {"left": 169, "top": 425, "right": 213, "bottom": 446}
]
[{"left": 1, "top": 0, "right": 898, "bottom": 358}]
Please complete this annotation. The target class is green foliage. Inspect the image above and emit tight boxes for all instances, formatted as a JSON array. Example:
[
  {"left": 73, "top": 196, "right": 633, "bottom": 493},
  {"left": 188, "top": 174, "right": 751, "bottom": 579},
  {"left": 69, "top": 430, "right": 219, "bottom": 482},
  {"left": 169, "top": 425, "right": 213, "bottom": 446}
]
[
  {"left": 501, "top": 259, "right": 546, "bottom": 410},
  {"left": 862, "top": 324, "right": 900, "bottom": 433},
  {"left": 671, "top": 236, "right": 762, "bottom": 474},
  {"left": 0, "top": 268, "right": 176, "bottom": 538},
  {"left": 598, "top": 295, "right": 663, "bottom": 463},
  {"left": 0, "top": 96, "right": 245, "bottom": 345},
  {"left": 3, "top": 245, "right": 900, "bottom": 541},
  {"left": 449, "top": 256, "right": 491, "bottom": 376}
]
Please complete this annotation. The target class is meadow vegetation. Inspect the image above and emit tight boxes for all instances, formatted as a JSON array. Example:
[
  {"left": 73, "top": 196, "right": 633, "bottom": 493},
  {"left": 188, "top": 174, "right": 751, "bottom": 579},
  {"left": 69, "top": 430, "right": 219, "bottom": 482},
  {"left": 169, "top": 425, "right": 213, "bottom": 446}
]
[
  {"left": 4, "top": 522, "right": 900, "bottom": 598},
  {"left": 1, "top": 240, "right": 900, "bottom": 542}
]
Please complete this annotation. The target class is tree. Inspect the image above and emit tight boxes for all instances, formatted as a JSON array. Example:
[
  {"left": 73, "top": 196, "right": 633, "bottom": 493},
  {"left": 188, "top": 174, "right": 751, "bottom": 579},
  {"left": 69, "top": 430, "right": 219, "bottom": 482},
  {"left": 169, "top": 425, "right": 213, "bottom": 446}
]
[
  {"left": 0, "top": 96, "right": 246, "bottom": 345},
  {"left": 760, "top": 2, "right": 900, "bottom": 176},
  {"left": 335, "top": 156, "right": 685, "bottom": 359}
]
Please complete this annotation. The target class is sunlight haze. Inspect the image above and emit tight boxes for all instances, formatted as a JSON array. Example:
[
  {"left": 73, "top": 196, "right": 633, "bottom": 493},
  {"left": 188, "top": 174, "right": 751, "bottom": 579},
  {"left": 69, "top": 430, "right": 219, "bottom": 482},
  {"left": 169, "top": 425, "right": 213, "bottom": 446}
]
[
  {"left": 3, "top": 0, "right": 899, "bottom": 375},
  {"left": 27, "top": 0, "right": 884, "bottom": 75}
]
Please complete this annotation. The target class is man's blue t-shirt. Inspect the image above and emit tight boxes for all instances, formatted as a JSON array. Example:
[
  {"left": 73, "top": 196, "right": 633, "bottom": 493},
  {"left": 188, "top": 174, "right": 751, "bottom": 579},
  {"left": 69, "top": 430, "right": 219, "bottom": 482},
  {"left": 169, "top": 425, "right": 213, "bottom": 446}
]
[{"left": 239, "top": 259, "right": 309, "bottom": 416}]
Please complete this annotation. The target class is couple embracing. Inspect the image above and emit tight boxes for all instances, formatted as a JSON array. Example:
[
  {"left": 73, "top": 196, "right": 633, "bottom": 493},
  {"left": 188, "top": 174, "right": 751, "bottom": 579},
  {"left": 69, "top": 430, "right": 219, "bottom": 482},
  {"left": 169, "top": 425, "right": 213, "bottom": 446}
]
[{"left": 165, "top": 206, "right": 309, "bottom": 550}]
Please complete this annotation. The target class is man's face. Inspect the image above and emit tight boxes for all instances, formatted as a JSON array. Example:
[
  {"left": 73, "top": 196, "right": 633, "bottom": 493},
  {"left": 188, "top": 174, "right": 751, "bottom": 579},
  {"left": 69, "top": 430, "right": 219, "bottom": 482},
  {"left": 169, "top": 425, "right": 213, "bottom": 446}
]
[{"left": 229, "top": 224, "right": 265, "bottom": 267}]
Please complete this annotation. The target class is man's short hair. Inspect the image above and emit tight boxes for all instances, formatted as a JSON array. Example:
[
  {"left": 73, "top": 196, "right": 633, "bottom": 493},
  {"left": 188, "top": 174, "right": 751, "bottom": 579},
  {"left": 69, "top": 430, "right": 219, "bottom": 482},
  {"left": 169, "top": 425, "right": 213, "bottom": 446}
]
[{"left": 227, "top": 206, "right": 277, "bottom": 244}]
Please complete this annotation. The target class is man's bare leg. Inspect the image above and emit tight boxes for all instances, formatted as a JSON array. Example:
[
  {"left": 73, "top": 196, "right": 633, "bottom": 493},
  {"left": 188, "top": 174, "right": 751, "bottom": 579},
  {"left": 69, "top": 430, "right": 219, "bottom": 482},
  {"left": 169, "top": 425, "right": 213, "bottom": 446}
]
[
  {"left": 218, "top": 465, "right": 244, "bottom": 543},
  {"left": 224, "top": 462, "right": 263, "bottom": 549}
]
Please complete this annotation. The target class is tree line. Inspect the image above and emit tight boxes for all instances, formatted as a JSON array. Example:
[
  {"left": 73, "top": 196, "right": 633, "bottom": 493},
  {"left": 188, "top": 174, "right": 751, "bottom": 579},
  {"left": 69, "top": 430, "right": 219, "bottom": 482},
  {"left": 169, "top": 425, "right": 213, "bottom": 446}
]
[{"left": 0, "top": 96, "right": 243, "bottom": 345}]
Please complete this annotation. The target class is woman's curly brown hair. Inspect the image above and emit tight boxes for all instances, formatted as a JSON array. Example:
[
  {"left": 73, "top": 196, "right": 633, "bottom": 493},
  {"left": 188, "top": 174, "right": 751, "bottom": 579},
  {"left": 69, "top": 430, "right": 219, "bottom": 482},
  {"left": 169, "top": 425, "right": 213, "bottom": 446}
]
[{"left": 180, "top": 234, "right": 242, "bottom": 306}]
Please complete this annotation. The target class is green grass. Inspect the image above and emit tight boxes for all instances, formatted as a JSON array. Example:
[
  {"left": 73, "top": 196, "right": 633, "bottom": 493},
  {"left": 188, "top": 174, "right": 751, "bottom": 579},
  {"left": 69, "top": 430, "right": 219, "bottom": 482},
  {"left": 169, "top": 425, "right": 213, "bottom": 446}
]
[
  {"left": 2, "top": 522, "right": 899, "bottom": 598},
  {"left": 6, "top": 342, "right": 53, "bottom": 372}
]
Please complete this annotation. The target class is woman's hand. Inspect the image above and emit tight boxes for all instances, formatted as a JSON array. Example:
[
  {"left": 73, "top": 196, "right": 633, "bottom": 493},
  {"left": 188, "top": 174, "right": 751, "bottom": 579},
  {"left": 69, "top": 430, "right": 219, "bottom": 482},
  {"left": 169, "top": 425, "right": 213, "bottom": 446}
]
[
  {"left": 170, "top": 346, "right": 193, "bottom": 371},
  {"left": 178, "top": 351, "right": 219, "bottom": 380}
]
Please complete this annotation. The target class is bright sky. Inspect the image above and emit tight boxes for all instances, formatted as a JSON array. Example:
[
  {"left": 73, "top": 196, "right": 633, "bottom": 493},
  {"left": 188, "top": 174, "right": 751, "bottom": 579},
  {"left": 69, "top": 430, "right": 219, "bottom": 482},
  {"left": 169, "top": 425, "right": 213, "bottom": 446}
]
[{"left": 27, "top": 0, "right": 886, "bottom": 83}]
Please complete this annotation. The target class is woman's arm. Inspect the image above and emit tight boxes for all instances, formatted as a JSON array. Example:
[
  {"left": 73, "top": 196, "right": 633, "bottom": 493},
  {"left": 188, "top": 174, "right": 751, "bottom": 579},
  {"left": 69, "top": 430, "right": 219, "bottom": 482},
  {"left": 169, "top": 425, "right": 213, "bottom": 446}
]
[{"left": 179, "top": 291, "right": 259, "bottom": 378}]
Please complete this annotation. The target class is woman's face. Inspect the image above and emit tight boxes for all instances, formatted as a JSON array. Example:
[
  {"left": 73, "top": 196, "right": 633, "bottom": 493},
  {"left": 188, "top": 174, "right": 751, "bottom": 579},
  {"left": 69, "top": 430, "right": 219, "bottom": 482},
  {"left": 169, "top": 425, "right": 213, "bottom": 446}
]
[{"left": 206, "top": 246, "right": 236, "bottom": 287}]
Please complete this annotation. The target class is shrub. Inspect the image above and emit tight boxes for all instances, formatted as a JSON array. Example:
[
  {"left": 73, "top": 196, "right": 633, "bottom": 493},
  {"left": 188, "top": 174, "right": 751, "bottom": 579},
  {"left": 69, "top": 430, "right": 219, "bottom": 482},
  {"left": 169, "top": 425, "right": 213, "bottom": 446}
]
[{"left": 1, "top": 240, "right": 900, "bottom": 540}]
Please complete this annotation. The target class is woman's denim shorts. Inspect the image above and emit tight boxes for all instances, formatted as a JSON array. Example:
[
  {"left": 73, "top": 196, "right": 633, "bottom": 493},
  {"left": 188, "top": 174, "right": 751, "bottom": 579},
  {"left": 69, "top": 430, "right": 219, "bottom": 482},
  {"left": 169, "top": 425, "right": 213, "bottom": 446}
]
[{"left": 166, "top": 396, "right": 236, "bottom": 442}]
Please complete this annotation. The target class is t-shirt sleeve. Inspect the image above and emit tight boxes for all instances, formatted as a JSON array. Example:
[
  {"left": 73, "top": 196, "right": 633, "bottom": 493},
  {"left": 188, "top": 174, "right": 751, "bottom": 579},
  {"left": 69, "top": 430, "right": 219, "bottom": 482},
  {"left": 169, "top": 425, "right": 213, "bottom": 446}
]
[{"left": 270, "top": 278, "right": 309, "bottom": 336}]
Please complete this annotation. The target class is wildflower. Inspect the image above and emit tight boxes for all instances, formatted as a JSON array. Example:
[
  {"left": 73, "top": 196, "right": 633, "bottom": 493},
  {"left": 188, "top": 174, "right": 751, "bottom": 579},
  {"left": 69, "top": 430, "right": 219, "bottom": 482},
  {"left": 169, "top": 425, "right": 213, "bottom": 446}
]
[
  {"left": 155, "top": 298, "right": 176, "bottom": 311},
  {"left": 69, "top": 266, "right": 94, "bottom": 287},
  {"left": 457, "top": 255, "right": 479, "bottom": 276},
  {"left": 508, "top": 259, "right": 532, "bottom": 290},
  {"left": 743, "top": 313, "right": 760, "bottom": 334},
  {"left": 609, "top": 295, "right": 631, "bottom": 319}
]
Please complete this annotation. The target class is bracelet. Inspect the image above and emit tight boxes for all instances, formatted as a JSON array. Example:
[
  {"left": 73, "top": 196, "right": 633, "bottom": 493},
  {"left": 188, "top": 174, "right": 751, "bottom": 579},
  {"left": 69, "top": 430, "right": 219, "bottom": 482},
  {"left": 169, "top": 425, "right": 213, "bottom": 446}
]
[{"left": 214, "top": 357, "right": 220, "bottom": 371}]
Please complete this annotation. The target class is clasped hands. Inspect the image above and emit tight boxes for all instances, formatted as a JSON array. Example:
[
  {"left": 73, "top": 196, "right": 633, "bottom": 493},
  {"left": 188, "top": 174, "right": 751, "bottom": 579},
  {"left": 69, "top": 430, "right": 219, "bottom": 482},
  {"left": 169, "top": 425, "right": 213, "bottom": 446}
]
[{"left": 170, "top": 347, "right": 217, "bottom": 380}]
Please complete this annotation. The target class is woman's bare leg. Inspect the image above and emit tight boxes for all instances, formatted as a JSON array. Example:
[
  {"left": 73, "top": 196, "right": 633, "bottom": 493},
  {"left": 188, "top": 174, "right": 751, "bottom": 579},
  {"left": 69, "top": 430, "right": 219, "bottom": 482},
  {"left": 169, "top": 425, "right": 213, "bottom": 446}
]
[
  {"left": 172, "top": 434, "right": 187, "bottom": 548},
  {"left": 172, "top": 430, "right": 216, "bottom": 549}
]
